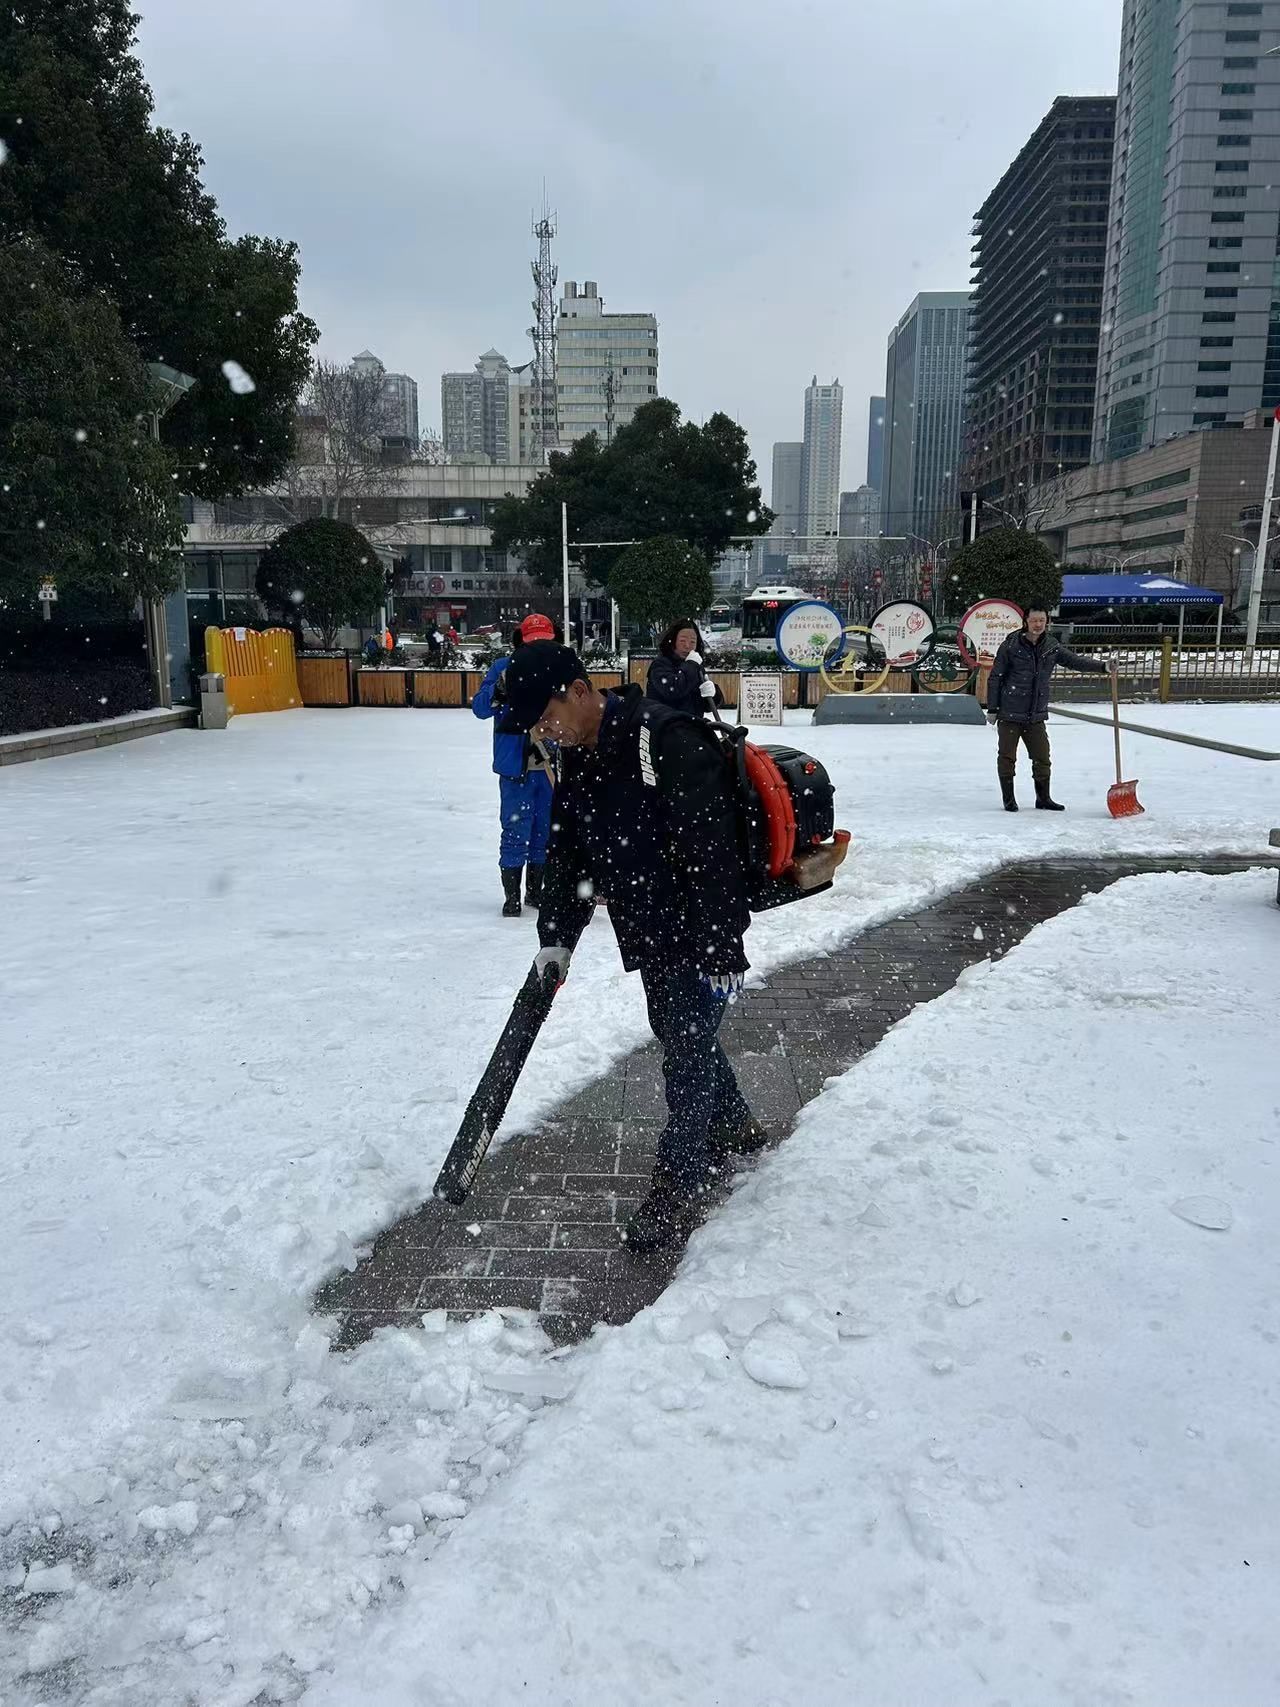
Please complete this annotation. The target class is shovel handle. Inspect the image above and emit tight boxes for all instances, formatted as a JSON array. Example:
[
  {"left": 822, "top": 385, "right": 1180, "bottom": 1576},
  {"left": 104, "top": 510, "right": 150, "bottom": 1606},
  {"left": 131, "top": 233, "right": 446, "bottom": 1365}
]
[{"left": 1111, "top": 668, "right": 1123, "bottom": 786}]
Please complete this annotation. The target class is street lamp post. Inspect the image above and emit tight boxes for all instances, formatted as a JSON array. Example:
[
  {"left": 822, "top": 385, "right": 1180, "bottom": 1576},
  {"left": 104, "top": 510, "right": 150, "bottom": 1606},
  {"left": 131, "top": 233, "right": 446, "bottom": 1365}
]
[
  {"left": 1246, "top": 406, "right": 1280, "bottom": 658},
  {"left": 143, "top": 362, "right": 196, "bottom": 710}
]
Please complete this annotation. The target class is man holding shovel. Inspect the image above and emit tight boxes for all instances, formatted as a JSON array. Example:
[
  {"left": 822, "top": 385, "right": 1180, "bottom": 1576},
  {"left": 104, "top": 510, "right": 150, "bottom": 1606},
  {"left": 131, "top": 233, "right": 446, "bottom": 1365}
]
[{"left": 985, "top": 606, "right": 1113, "bottom": 811}]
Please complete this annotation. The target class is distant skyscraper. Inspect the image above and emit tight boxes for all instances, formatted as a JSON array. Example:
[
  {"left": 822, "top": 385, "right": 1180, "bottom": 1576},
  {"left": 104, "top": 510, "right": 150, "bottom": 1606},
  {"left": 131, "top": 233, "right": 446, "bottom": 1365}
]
[
  {"left": 556, "top": 280, "right": 659, "bottom": 446},
  {"left": 770, "top": 442, "right": 804, "bottom": 543},
  {"left": 1095, "top": 0, "right": 1280, "bottom": 458},
  {"left": 351, "top": 349, "right": 419, "bottom": 447},
  {"left": 866, "top": 397, "right": 886, "bottom": 492},
  {"left": 442, "top": 349, "right": 517, "bottom": 462},
  {"left": 838, "top": 484, "right": 881, "bottom": 573},
  {"left": 840, "top": 485, "right": 881, "bottom": 542},
  {"left": 967, "top": 95, "right": 1115, "bottom": 499},
  {"left": 882, "top": 293, "right": 971, "bottom": 539},
  {"left": 800, "top": 377, "right": 843, "bottom": 544}
]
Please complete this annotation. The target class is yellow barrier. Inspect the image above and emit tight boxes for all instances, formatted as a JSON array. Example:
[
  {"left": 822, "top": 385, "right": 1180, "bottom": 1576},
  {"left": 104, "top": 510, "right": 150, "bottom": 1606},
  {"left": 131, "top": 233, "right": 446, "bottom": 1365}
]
[{"left": 204, "top": 627, "right": 302, "bottom": 715}]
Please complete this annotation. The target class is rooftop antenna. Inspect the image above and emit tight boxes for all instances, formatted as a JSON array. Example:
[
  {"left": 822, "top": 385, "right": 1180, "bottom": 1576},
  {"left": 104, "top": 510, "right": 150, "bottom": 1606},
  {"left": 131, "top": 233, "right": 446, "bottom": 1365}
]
[
  {"left": 601, "top": 365, "right": 617, "bottom": 446},
  {"left": 528, "top": 192, "right": 559, "bottom": 458}
]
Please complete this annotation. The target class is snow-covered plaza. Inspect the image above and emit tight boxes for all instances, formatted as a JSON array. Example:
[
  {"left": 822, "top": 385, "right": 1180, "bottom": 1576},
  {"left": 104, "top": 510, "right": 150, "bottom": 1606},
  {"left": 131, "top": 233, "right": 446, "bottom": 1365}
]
[{"left": 3, "top": 703, "right": 1279, "bottom": 1706}]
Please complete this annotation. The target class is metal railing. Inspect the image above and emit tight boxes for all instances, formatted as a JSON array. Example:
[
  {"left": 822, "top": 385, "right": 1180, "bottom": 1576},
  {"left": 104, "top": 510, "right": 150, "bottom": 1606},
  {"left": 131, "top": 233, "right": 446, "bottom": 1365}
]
[{"left": 1050, "top": 635, "right": 1280, "bottom": 703}]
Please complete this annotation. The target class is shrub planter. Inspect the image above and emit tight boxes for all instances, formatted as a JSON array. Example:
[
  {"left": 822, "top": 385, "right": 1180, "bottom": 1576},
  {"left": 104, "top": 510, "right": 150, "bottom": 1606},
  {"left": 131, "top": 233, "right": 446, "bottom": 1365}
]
[
  {"left": 356, "top": 669, "right": 408, "bottom": 707},
  {"left": 297, "top": 655, "right": 352, "bottom": 707}
]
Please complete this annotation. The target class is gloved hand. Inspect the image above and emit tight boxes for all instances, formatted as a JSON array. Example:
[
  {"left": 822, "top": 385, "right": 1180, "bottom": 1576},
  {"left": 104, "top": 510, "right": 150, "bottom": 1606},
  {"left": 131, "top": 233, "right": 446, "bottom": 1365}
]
[
  {"left": 685, "top": 650, "right": 703, "bottom": 667},
  {"left": 986, "top": 712, "right": 999, "bottom": 726},
  {"left": 534, "top": 945, "right": 571, "bottom": 989},
  {"left": 699, "top": 678, "right": 717, "bottom": 699},
  {"left": 702, "top": 971, "right": 744, "bottom": 1000}
]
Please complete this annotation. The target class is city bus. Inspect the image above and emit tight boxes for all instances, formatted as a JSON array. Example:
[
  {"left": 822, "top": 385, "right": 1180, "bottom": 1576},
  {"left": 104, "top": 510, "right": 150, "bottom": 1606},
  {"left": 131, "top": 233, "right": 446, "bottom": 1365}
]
[{"left": 740, "top": 585, "right": 812, "bottom": 652}]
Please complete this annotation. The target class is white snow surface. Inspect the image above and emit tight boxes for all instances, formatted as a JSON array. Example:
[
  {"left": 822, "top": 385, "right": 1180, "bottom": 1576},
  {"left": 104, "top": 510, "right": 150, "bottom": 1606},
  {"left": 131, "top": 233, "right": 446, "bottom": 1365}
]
[{"left": 2, "top": 705, "right": 1278, "bottom": 1704}]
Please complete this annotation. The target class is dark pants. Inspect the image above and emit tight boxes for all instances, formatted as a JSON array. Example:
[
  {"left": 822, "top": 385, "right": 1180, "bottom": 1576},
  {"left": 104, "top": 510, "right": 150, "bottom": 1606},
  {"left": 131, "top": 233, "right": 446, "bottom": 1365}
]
[
  {"left": 997, "top": 718, "right": 1051, "bottom": 784},
  {"left": 638, "top": 961, "right": 751, "bottom": 1196}
]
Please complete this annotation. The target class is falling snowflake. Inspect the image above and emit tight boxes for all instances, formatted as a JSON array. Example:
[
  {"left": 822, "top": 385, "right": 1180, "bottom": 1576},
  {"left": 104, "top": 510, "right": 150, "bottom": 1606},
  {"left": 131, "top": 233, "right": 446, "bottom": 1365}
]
[
  {"left": 74, "top": 428, "right": 87, "bottom": 443},
  {"left": 747, "top": 509, "right": 758, "bottom": 523},
  {"left": 221, "top": 360, "right": 255, "bottom": 395},
  {"left": 0, "top": 140, "right": 7, "bottom": 168},
  {"left": 1052, "top": 312, "right": 1065, "bottom": 325}
]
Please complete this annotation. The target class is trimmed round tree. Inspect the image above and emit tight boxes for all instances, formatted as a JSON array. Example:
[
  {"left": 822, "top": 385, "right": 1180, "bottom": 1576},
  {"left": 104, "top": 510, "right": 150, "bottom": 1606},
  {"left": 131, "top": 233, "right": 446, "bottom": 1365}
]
[
  {"left": 608, "top": 535, "right": 713, "bottom": 634},
  {"left": 946, "top": 527, "right": 1063, "bottom": 616},
  {"left": 256, "top": 518, "right": 383, "bottom": 650}
]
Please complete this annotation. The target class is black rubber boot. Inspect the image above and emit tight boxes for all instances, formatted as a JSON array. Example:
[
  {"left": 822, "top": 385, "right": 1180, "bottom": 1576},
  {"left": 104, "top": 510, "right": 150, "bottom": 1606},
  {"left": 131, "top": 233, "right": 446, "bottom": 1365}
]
[
  {"left": 1035, "top": 779, "right": 1066, "bottom": 811},
  {"left": 501, "top": 867, "right": 523, "bottom": 917},
  {"left": 1000, "top": 777, "right": 1018, "bottom": 813},
  {"left": 525, "top": 863, "right": 545, "bottom": 907},
  {"left": 709, "top": 1112, "right": 769, "bottom": 1157},
  {"left": 623, "top": 1182, "right": 704, "bottom": 1255}
]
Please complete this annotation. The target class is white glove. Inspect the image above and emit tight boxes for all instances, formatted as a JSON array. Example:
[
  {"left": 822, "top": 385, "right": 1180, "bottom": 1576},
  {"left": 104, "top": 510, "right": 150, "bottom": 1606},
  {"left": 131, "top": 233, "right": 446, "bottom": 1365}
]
[
  {"left": 702, "top": 972, "right": 744, "bottom": 1000},
  {"left": 534, "top": 945, "right": 571, "bottom": 989},
  {"left": 699, "top": 679, "right": 717, "bottom": 699},
  {"left": 685, "top": 650, "right": 703, "bottom": 667}
]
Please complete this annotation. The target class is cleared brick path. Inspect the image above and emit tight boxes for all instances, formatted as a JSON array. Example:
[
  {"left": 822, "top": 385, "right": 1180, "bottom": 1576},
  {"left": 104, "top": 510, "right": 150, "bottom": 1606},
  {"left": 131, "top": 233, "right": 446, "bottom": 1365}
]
[{"left": 316, "top": 856, "right": 1266, "bottom": 1350}]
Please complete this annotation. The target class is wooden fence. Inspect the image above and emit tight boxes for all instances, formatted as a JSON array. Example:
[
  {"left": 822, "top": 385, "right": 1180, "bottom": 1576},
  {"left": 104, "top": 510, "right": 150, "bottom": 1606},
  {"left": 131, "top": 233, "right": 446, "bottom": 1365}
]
[{"left": 204, "top": 627, "right": 301, "bottom": 715}]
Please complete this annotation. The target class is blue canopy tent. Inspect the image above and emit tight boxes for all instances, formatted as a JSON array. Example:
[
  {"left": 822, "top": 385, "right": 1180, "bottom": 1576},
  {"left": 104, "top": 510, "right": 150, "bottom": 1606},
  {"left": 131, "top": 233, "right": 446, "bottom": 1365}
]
[{"left": 1059, "top": 574, "right": 1223, "bottom": 609}]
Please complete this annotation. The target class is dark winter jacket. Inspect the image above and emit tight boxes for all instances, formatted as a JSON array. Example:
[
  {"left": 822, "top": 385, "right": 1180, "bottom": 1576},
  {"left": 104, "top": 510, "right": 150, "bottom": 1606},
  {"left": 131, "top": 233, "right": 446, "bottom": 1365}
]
[
  {"left": 644, "top": 652, "right": 722, "bottom": 719},
  {"left": 985, "top": 630, "right": 1107, "bottom": 725},
  {"left": 537, "top": 686, "right": 750, "bottom": 976},
  {"left": 472, "top": 655, "right": 528, "bottom": 777}
]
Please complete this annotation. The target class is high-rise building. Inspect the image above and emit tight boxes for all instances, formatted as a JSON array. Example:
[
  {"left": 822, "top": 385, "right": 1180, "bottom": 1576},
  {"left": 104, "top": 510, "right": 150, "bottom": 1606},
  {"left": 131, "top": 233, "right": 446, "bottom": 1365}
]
[
  {"left": 1094, "top": 0, "right": 1280, "bottom": 460},
  {"left": 441, "top": 349, "right": 520, "bottom": 462},
  {"left": 866, "top": 397, "right": 886, "bottom": 491},
  {"left": 770, "top": 442, "right": 804, "bottom": 543},
  {"left": 966, "top": 96, "right": 1116, "bottom": 502},
  {"left": 882, "top": 292, "right": 972, "bottom": 539},
  {"left": 840, "top": 485, "right": 882, "bottom": 542},
  {"left": 800, "top": 377, "right": 844, "bottom": 545},
  {"left": 838, "top": 484, "right": 882, "bottom": 574},
  {"left": 555, "top": 280, "right": 659, "bottom": 446},
  {"left": 351, "top": 350, "right": 419, "bottom": 448}
]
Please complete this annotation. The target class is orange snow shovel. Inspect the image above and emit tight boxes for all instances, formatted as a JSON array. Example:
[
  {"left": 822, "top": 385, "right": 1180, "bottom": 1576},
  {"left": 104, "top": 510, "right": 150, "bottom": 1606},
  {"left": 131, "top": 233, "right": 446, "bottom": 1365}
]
[{"left": 1106, "top": 669, "right": 1144, "bottom": 819}]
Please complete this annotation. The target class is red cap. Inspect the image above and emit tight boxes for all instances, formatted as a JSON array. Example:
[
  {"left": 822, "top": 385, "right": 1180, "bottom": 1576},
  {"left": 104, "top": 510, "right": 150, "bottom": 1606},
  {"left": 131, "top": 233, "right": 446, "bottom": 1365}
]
[{"left": 520, "top": 614, "right": 556, "bottom": 642}]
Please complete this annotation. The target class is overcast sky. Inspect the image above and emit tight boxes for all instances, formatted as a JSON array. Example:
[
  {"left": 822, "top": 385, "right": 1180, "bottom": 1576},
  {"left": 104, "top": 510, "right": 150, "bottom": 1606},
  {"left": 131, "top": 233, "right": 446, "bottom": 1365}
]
[{"left": 136, "top": 0, "right": 1121, "bottom": 497}]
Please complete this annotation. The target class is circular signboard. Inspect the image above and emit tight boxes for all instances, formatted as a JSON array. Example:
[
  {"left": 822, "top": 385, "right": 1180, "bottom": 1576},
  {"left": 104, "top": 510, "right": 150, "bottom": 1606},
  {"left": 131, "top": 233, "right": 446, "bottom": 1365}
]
[
  {"left": 428, "top": 575, "right": 446, "bottom": 595},
  {"left": 775, "top": 600, "right": 846, "bottom": 672},
  {"left": 869, "top": 600, "right": 936, "bottom": 668},
  {"left": 957, "top": 598, "right": 1023, "bottom": 668}
]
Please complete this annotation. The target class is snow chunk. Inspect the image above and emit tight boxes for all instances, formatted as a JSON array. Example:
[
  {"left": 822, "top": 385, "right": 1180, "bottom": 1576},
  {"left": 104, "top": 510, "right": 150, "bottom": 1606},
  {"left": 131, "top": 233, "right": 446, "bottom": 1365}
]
[
  {"left": 22, "top": 1561, "right": 75, "bottom": 1595},
  {"left": 137, "top": 1499, "right": 200, "bottom": 1537},
  {"left": 481, "top": 1365, "right": 575, "bottom": 1402},
  {"left": 858, "top": 1202, "right": 892, "bottom": 1229},
  {"left": 741, "top": 1332, "right": 809, "bottom": 1390},
  {"left": 1170, "top": 1196, "right": 1233, "bottom": 1231},
  {"left": 718, "top": 1296, "right": 775, "bottom": 1339},
  {"left": 948, "top": 1281, "right": 980, "bottom": 1308}
]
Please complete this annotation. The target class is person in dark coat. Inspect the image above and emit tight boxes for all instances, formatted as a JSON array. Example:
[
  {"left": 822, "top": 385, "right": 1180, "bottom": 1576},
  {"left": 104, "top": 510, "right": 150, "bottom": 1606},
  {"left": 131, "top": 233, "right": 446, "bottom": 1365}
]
[
  {"left": 985, "top": 605, "right": 1112, "bottom": 811},
  {"left": 498, "top": 641, "right": 766, "bottom": 1253},
  {"left": 645, "top": 619, "right": 722, "bottom": 719}
]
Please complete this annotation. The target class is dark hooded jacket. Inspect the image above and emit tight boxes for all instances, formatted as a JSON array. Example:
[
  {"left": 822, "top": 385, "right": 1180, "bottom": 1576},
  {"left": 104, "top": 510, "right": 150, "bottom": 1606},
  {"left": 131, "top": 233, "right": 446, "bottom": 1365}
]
[{"left": 537, "top": 686, "right": 750, "bottom": 975}]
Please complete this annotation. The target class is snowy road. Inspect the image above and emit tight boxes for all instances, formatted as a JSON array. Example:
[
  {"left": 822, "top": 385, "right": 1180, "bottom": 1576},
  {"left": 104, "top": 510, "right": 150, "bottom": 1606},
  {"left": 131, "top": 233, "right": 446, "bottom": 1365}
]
[{"left": 2, "top": 704, "right": 1278, "bottom": 1704}]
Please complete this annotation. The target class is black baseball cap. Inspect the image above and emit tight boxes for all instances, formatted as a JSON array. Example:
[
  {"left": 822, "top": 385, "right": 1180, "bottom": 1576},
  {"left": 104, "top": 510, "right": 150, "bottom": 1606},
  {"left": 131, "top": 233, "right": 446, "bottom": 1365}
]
[{"left": 497, "top": 641, "right": 590, "bottom": 733}]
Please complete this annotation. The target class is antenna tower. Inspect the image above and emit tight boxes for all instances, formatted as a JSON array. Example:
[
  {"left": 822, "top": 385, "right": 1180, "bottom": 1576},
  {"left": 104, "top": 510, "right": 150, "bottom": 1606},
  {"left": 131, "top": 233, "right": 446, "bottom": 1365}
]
[
  {"left": 528, "top": 204, "right": 559, "bottom": 457},
  {"left": 601, "top": 365, "right": 618, "bottom": 446}
]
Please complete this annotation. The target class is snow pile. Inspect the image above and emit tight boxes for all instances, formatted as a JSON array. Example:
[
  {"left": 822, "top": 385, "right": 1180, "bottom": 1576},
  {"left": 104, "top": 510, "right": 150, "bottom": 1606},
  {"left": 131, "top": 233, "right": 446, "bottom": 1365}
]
[
  {"left": 1, "top": 1311, "right": 574, "bottom": 1703},
  {"left": 306, "top": 870, "right": 1280, "bottom": 1706}
]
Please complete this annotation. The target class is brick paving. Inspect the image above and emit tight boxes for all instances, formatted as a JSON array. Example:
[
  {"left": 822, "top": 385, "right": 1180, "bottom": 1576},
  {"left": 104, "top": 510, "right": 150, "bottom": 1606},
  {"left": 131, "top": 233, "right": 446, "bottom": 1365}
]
[{"left": 315, "top": 855, "right": 1266, "bottom": 1350}]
